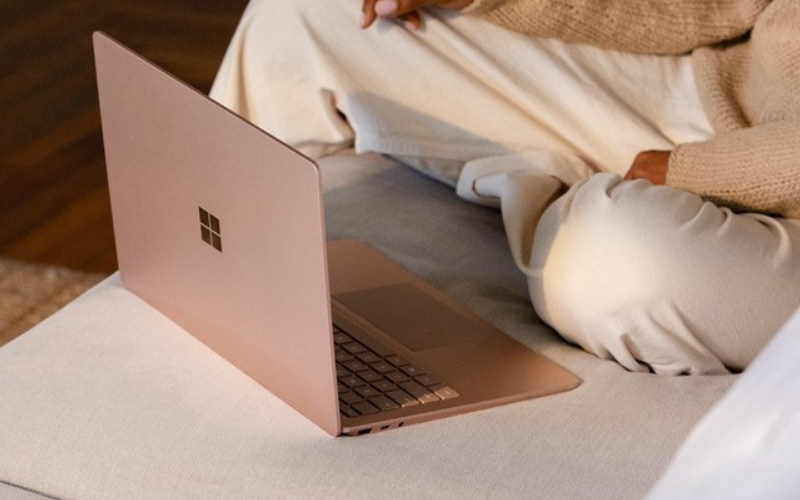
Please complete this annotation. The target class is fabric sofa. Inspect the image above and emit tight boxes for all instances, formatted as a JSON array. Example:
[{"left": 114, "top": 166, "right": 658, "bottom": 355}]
[{"left": 2, "top": 152, "right": 770, "bottom": 499}]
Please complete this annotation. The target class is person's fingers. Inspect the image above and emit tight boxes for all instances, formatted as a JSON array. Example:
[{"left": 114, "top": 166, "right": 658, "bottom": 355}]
[
  {"left": 364, "top": 0, "right": 464, "bottom": 30},
  {"left": 401, "top": 11, "right": 423, "bottom": 30},
  {"left": 374, "top": 0, "right": 430, "bottom": 18},
  {"left": 361, "top": 0, "right": 379, "bottom": 28}
]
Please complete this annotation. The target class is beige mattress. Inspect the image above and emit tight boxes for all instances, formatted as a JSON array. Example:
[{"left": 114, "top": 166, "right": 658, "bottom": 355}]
[{"left": 0, "top": 152, "right": 735, "bottom": 499}]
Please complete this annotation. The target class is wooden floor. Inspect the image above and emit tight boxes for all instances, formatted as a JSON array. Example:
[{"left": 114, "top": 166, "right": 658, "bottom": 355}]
[{"left": 0, "top": 0, "right": 249, "bottom": 274}]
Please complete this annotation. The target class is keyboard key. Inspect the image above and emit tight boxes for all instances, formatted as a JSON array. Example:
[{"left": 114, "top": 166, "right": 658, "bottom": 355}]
[
  {"left": 369, "top": 395, "right": 400, "bottom": 411},
  {"left": 340, "top": 391, "right": 364, "bottom": 405},
  {"left": 336, "top": 365, "right": 351, "bottom": 378},
  {"left": 387, "top": 389, "right": 419, "bottom": 408},
  {"left": 399, "top": 381, "right": 440, "bottom": 404},
  {"left": 338, "top": 382, "right": 350, "bottom": 394},
  {"left": 340, "top": 375, "right": 365, "bottom": 389},
  {"left": 352, "top": 401, "right": 380, "bottom": 415},
  {"left": 355, "top": 385, "right": 381, "bottom": 399},
  {"left": 370, "top": 361, "right": 395, "bottom": 374},
  {"left": 342, "top": 342, "right": 367, "bottom": 354},
  {"left": 357, "top": 369, "right": 384, "bottom": 383},
  {"left": 385, "top": 371, "right": 410, "bottom": 384},
  {"left": 340, "top": 405, "right": 360, "bottom": 418},
  {"left": 355, "top": 351, "right": 382, "bottom": 364},
  {"left": 400, "top": 365, "right": 424, "bottom": 377},
  {"left": 372, "top": 380, "right": 398, "bottom": 393},
  {"left": 386, "top": 355, "right": 409, "bottom": 367},
  {"left": 333, "top": 332, "right": 352, "bottom": 344},
  {"left": 414, "top": 374, "right": 440, "bottom": 387},
  {"left": 335, "top": 351, "right": 354, "bottom": 363},
  {"left": 343, "top": 360, "right": 369, "bottom": 372},
  {"left": 430, "top": 385, "right": 460, "bottom": 400}
]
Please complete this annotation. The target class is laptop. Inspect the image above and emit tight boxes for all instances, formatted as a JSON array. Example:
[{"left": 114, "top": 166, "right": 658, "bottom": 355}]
[{"left": 93, "top": 32, "right": 580, "bottom": 437}]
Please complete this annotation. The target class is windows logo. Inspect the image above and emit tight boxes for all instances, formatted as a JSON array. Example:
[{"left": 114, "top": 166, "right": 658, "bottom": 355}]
[{"left": 199, "top": 207, "right": 222, "bottom": 252}]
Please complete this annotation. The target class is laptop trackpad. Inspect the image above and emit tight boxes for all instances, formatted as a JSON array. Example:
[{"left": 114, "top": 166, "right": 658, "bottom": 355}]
[{"left": 334, "top": 283, "right": 492, "bottom": 352}]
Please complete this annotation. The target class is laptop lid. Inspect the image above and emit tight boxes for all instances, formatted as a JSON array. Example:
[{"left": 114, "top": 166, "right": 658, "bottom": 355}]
[{"left": 93, "top": 32, "right": 339, "bottom": 436}]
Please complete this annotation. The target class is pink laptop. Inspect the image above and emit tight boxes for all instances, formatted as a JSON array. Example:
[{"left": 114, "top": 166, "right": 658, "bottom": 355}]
[{"left": 93, "top": 32, "right": 580, "bottom": 436}]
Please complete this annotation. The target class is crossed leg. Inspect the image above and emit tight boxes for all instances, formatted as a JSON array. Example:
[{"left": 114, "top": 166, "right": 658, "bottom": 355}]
[{"left": 211, "top": 0, "right": 800, "bottom": 374}]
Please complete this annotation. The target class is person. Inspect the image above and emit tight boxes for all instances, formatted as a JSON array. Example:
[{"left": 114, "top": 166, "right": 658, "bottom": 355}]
[{"left": 210, "top": 0, "right": 800, "bottom": 375}]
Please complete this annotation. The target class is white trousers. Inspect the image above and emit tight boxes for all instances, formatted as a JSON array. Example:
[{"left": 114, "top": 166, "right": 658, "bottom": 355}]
[{"left": 211, "top": 0, "right": 800, "bottom": 375}]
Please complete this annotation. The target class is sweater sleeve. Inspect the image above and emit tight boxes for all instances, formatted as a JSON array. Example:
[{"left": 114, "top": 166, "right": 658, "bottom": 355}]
[
  {"left": 462, "top": 0, "right": 770, "bottom": 54},
  {"left": 667, "top": 120, "right": 800, "bottom": 218}
]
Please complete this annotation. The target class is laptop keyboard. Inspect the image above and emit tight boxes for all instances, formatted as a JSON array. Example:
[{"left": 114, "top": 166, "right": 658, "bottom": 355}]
[{"left": 334, "top": 325, "right": 459, "bottom": 418}]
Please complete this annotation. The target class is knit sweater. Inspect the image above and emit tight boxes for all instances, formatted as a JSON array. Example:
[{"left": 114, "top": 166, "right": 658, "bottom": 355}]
[{"left": 462, "top": 0, "right": 800, "bottom": 218}]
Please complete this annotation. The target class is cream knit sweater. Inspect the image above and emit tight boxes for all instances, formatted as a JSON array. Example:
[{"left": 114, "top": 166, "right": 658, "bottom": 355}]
[{"left": 462, "top": 0, "right": 800, "bottom": 218}]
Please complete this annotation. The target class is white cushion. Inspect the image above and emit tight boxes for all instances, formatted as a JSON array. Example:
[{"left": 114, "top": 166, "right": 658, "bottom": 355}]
[
  {"left": 646, "top": 306, "right": 800, "bottom": 499},
  {"left": 0, "top": 152, "right": 735, "bottom": 499}
]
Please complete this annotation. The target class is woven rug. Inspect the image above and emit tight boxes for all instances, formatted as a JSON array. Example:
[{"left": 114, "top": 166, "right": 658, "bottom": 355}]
[{"left": 0, "top": 259, "right": 105, "bottom": 348}]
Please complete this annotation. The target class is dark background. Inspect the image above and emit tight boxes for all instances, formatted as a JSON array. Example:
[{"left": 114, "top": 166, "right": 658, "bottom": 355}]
[{"left": 0, "top": 0, "right": 250, "bottom": 274}]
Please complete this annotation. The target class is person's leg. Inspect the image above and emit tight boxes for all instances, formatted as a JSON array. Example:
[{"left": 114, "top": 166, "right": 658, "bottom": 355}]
[
  {"left": 521, "top": 174, "right": 800, "bottom": 375},
  {"left": 210, "top": 0, "right": 786, "bottom": 376},
  {"left": 210, "top": 0, "right": 712, "bottom": 179}
]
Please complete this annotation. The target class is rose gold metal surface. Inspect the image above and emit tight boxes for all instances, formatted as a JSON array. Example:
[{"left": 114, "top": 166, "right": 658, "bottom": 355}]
[
  {"left": 327, "top": 240, "right": 581, "bottom": 436},
  {"left": 94, "top": 33, "right": 339, "bottom": 436}
]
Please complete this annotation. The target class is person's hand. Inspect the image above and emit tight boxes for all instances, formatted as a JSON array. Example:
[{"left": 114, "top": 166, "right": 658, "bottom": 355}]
[
  {"left": 361, "top": 0, "right": 472, "bottom": 30},
  {"left": 624, "top": 150, "right": 671, "bottom": 185}
]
